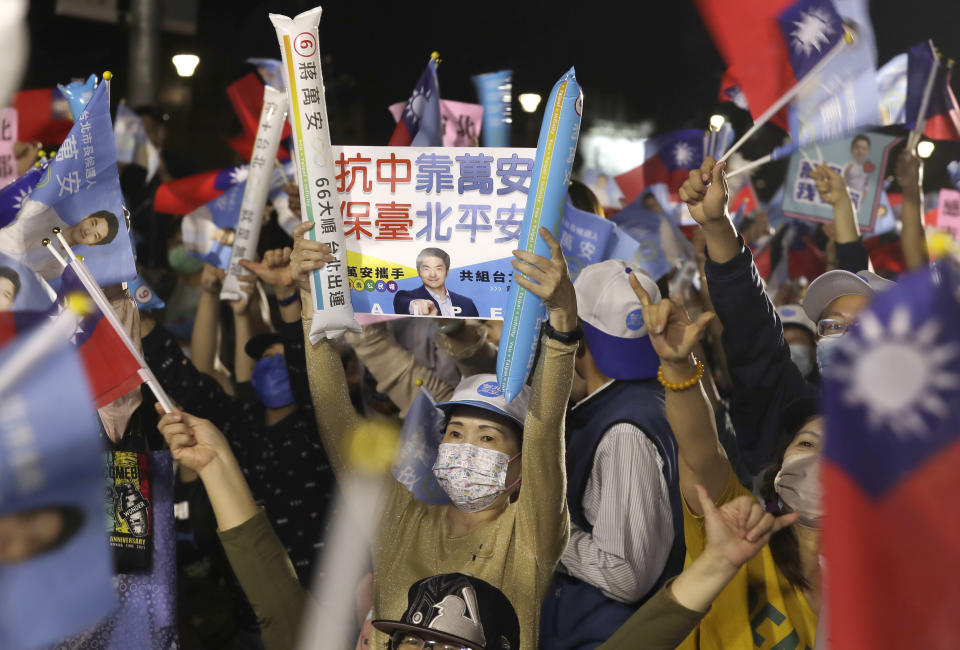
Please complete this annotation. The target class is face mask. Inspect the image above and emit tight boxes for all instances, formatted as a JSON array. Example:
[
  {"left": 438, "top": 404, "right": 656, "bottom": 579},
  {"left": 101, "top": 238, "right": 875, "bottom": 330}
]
[
  {"left": 167, "top": 245, "right": 203, "bottom": 275},
  {"left": 251, "top": 355, "right": 294, "bottom": 409},
  {"left": 816, "top": 335, "right": 844, "bottom": 374},
  {"left": 774, "top": 452, "right": 821, "bottom": 527},
  {"left": 432, "top": 442, "right": 521, "bottom": 513},
  {"left": 789, "top": 343, "right": 814, "bottom": 378}
]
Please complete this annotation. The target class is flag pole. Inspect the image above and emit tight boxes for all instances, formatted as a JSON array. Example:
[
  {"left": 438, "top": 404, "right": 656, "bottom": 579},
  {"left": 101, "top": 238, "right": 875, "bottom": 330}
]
[
  {"left": 726, "top": 153, "right": 772, "bottom": 179},
  {"left": 0, "top": 309, "right": 82, "bottom": 397},
  {"left": 907, "top": 44, "right": 940, "bottom": 152},
  {"left": 718, "top": 29, "right": 855, "bottom": 165},
  {"left": 50, "top": 229, "right": 175, "bottom": 413}
]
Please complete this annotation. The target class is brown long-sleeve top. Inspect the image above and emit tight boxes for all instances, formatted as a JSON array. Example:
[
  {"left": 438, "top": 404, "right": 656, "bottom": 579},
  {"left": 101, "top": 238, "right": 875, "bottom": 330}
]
[{"left": 304, "top": 318, "right": 575, "bottom": 650}]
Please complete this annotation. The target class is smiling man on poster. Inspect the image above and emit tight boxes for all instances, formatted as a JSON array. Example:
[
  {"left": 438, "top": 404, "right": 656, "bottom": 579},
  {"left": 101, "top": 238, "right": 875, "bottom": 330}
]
[{"left": 393, "top": 246, "right": 479, "bottom": 317}]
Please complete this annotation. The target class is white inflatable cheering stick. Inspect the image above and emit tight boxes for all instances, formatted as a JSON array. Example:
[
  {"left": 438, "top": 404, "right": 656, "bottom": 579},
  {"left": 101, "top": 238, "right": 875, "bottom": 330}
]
[
  {"left": 220, "top": 84, "right": 288, "bottom": 303},
  {"left": 270, "top": 6, "right": 360, "bottom": 341}
]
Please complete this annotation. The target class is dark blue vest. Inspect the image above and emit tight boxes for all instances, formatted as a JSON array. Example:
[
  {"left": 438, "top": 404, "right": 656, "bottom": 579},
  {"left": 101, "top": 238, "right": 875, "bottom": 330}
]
[{"left": 539, "top": 380, "right": 686, "bottom": 649}]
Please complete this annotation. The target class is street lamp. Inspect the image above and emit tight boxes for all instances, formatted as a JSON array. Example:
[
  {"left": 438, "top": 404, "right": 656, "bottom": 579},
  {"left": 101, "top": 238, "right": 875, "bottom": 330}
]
[
  {"left": 518, "top": 93, "right": 542, "bottom": 113},
  {"left": 172, "top": 54, "right": 200, "bottom": 77}
]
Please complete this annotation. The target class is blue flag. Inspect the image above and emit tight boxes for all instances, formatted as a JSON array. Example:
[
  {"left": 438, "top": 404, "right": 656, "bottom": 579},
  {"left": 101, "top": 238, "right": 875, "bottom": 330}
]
[
  {"left": 774, "top": 0, "right": 879, "bottom": 156},
  {"left": 391, "top": 388, "right": 449, "bottom": 505},
  {"left": 905, "top": 40, "right": 951, "bottom": 129},
  {"left": 390, "top": 57, "right": 442, "bottom": 147},
  {"left": 610, "top": 202, "right": 674, "bottom": 281},
  {"left": 558, "top": 200, "right": 639, "bottom": 281},
  {"left": 0, "top": 81, "right": 135, "bottom": 286},
  {"left": 472, "top": 70, "right": 513, "bottom": 147},
  {"left": 877, "top": 53, "right": 908, "bottom": 126},
  {"left": 0, "top": 320, "right": 116, "bottom": 648},
  {"left": 0, "top": 161, "right": 48, "bottom": 229},
  {"left": 0, "top": 249, "right": 55, "bottom": 311}
]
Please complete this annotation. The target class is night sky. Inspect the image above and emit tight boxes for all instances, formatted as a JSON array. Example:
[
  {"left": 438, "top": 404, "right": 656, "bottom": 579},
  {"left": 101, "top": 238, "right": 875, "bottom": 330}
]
[{"left": 22, "top": 0, "right": 960, "bottom": 180}]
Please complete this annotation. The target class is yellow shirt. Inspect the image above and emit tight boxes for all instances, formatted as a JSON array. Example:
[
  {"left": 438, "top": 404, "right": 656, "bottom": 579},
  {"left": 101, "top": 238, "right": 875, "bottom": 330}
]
[
  {"left": 302, "top": 321, "right": 575, "bottom": 650},
  {"left": 678, "top": 470, "right": 817, "bottom": 650}
]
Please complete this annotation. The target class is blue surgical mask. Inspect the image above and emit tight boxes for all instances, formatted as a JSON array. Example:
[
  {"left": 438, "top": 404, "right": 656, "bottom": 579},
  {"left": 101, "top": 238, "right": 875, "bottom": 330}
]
[
  {"left": 251, "top": 355, "right": 294, "bottom": 409},
  {"left": 815, "top": 335, "right": 844, "bottom": 374}
]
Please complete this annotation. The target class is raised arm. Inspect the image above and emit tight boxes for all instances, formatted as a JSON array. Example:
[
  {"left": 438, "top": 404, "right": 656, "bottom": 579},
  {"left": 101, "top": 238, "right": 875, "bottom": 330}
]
[
  {"left": 598, "top": 486, "right": 798, "bottom": 650},
  {"left": 191, "top": 264, "right": 226, "bottom": 377},
  {"left": 808, "top": 163, "right": 869, "bottom": 273},
  {"left": 894, "top": 149, "right": 929, "bottom": 271},
  {"left": 289, "top": 221, "right": 359, "bottom": 482},
  {"left": 155, "top": 404, "right": 306, "bottom": 650},
  {"left": 230, "top": 274, "right": 259, "bottom": 384},
  {"left": 344, "top": 323, "right": 455, "bottom": 417},
  {"left": 681, "top": 158, "right": 815, "bottom": 474},
  {"left": 510, "top": 226, "right": 578, "bottom": 564},
  {"left": 630, "top": 276, "right": 728, "bottom": 515}
]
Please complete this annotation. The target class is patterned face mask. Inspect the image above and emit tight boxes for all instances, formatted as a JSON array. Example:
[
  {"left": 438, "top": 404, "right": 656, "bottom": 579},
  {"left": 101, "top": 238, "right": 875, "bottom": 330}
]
[{"left": 432, "top": 443, "right": 521, "bottom": 513}]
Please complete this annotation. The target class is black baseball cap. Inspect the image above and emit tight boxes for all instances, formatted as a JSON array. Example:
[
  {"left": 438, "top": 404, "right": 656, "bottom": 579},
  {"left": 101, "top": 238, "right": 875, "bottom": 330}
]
[
  {"left": 244, "top": 332, "right": 283, "bottom": 360},
  {"left": 373, "top": 573, "right": 519, "bottom": 650}
]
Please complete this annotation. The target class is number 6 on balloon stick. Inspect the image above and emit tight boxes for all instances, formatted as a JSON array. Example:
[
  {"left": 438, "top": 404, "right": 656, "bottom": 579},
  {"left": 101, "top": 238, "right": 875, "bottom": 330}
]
[
  {"left": 270, "top": 6, "right": 360, "bottom": 342},
  {"left": 496, "top": 67, "right": 583, "bottom": 402}
]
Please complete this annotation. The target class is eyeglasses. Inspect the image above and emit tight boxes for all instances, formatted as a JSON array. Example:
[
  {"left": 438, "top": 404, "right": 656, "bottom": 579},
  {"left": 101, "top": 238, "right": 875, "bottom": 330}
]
[
  {"left": 816, "top": 318, "right": 849, "bottom": 338},
  {"left": 392, "top": 632, "right": 471, "bottom": 650}
]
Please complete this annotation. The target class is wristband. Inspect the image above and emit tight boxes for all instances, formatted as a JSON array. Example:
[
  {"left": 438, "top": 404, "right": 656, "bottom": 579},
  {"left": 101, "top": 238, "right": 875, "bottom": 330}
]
[
  {"left": 542, "top": 321, "right": 583, "bottom": 344},
  {"left": 657, "top": 356, "right": 705, "bottom": 391},
  {"left": 277, "top": 292, "right": 300, "bottom": 307}
]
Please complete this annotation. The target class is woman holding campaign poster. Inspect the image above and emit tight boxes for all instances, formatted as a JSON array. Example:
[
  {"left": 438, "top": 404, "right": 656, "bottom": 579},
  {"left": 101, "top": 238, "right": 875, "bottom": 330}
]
[{"left": 291, "top": 219, "right": 579, "bottom": 650}]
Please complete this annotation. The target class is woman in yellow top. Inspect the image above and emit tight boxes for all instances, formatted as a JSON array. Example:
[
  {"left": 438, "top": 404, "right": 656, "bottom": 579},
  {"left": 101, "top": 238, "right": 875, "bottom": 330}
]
[
  {"left": 629, "top": 273, "right": 823, "bottom": 647},
  {"left": 289, "top": 222, "right": 579, "bottom": 650}
]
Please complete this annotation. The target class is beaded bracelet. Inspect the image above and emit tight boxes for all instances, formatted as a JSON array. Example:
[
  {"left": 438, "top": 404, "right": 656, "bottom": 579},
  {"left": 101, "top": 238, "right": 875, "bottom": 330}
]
[{"left": 657, "top": 356, "right": 705, "bottom": 391}]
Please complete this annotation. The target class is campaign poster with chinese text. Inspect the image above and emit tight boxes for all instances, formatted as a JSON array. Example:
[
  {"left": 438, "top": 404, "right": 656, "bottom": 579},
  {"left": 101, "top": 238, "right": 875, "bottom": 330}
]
[
  {"left": 333, "top": 146, "right": 535, "bottom": 319},
  {"left": 782, "top": 132, "right": 900, "bottom": 232}
]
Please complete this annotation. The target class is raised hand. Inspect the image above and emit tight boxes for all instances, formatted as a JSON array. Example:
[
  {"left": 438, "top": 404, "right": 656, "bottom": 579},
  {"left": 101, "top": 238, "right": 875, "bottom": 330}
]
[
  {"left": 894, "top": 149, "right": 923, "bottom": 201},
  {"left": 155, "top": 404, "right": 233, "bottom": 475},
  {"left": 410, "top": 299, "right": 438, "bottom": 316},
  {"left": 200, "top": 264, "right": 225, "bottom": 294},
  {"left": 808, "top": 163, "right": 850, "bottom": 206},
  {"left": 240, "top": 247, "right": 295, "bottom": 291},
  {"left": 228, "top": 274, "right": 257, "bottom": 314},
  {"left": 510, "top": 226, "right": 578, "bottom": 332},
  {"left": 629, "top": 272, "right": 714, "bottom": 364},
  {"left": 697, "top": 484, "right": 798, "bottom": 570},
  {"left": 679, "top": 156, "right": 729, "bottom": 225},
  {"left": 289, "top": 222, "right": 335, "bottom": 293},
  {"left": 284, "top": 183, "right": 302, "bottom": 220}
]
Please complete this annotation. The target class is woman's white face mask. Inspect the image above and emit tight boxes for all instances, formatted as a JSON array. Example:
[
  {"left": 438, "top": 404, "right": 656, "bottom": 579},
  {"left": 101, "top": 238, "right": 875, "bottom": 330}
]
[
  {"left": 774, "top": 452, "right": 821, "bottom": 528},
  {"left": 432, "top": 443, "right": 520, "bottom": 513}
]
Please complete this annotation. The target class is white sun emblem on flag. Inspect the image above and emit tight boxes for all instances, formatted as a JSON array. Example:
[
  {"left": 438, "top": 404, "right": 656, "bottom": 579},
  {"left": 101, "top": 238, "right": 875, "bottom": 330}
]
[
  {"left": 404, "top": 86, "right": 432, "bottom": 122},
  {"left": 230, "top": 165, "right": 249, "bottom": 185},
  {"left": 673, "top": 142, "right": 694, "bottom": 167},
  {"left": 790, "top": 8, "right": 835, "bottom": 57},
  {"left": 831, "top": 306, "right": 960, "bottom": 438},
  {"left": 11, "top": 187, "right": 32, "bottom": 210}
]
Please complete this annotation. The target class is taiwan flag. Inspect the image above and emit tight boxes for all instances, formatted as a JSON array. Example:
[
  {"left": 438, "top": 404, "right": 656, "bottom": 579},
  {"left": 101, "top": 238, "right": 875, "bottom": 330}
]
[
  {"left": 153, "top": 164, "right": 249, "bottom": 215},
  {"left": 388, "top": 56, "right": 442, "bottom": 147},
  {"left": 905, "top": 41, "right": 960, "bottom": 142},
  {"left": 11, "top": 87, "right": 74, "bottom": 145},
  {"left": 225, "top": 72, "right": 292, "bottom": 160},
  {"left": 695, "top": 0, "right": 845, "bottom": 130},
  {"left": 58, "top": 265, "right": 143, "bottom": 407},
  {"left": 614, "top": 130, "right": 705, "bottom": 202},
  {"left": 823, "top": 260, "right": 960, "bottom": 649}
]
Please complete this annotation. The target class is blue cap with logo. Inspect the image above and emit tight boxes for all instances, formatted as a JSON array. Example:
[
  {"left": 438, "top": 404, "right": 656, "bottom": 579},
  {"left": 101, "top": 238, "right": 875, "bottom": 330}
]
[
  {"left": 436, "top": 374, "right": 530, "bottom": 429},
  {"left": 574, "top": 259, "right": 661, "bottom": 380}
]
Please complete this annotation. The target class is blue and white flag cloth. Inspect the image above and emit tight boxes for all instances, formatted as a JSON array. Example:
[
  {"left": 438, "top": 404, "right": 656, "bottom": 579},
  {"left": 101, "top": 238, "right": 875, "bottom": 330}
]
[
  {"left": 0, "top": 317, "right": 116, "bottom": 649},
  {"left": 391, "top": 388, "right": 449, "bottom": 505},
  {"left": 558, "top": 200, "right": 639, "bottom": 281},
  {"left": 0, "top": 248, "right": 55, "bottom": 311},
  {"left": 0, "top": 81, "right": 135, "bottom": 286},
  {"left": 877, "top": 54, "right": 907, "bottom": 126}
]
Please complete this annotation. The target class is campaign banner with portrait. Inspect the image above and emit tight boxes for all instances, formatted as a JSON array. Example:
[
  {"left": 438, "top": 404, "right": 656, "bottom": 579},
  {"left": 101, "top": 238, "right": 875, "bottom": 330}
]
[
  {"left": 782, "top": 132, "right": 901, "bottom": 232},
  {"left": 334, "top": 145, "right": 535, "bottom": 319}
]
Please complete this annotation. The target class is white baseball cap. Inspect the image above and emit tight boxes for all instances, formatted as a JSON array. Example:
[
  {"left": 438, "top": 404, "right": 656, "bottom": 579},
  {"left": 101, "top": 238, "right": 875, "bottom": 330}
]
[
  {"left": 777, "top": 304, "right": 816, "bottom": 337},
  {"left": 574, "top": 259, "right": 661, "bottom": 380},
  {"left": 802, "top": 270, "right": 895, "bottom": 322},
  {"left": 436, "top": 374, "right": 530, "bottom": 429}
]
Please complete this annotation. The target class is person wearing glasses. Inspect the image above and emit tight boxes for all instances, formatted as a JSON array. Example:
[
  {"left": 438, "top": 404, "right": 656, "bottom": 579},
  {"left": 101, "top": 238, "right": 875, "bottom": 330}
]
[{"left": 678, "top": 156, "right": 894, "bottom": 477}]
